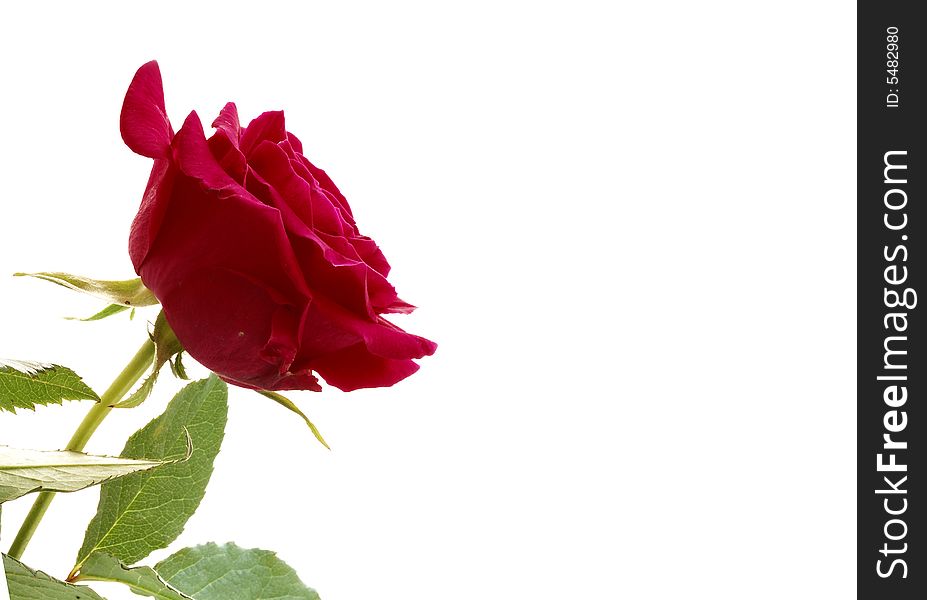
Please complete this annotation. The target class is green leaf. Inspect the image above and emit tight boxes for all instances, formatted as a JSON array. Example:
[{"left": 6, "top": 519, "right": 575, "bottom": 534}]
[
  {"left": 157, "top": 543, "right": 320, "bottom": 600},
  {"left": 72, "top": 553, "right": 191, "bottom": 600},
  {"left": 66, "top": 304, "right": 132, "bottom": 322},
  {"left": 257, "top": 391, "right": 330, "bottom": 450},
  {"left": 0, "top": 361, "right": 99, "bottom": 413},
  {"left": 0, "top": 446, "right": 174, "bottom": 504},
  {"left": 115, "top": 311, "right": 184, "bottom": 409},
  {"left": 0, "top": 519, "right": 6, "bottom": 600},
  {"left": 14, "top": 272, "right": 158, "bottom": 307},
  {"left": 75, "top": 376, "right": 228, "bottom": 569},
  {"left": 3, "top": 554, "right": 106, "bottom": 600}
]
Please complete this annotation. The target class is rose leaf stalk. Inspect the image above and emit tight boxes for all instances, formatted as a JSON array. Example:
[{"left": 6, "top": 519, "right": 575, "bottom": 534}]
[{"left": 6, "top": 337, "right": 156, "bottom": 560}]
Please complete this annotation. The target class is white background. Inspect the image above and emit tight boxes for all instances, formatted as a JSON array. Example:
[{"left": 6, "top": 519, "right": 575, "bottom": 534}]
[{"left": 0, "top": 1, "right": 855, "bottom": 598}]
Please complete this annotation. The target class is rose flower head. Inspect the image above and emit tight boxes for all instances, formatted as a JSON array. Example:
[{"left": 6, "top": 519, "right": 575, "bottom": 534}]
[{"left": 120, "top": 61, "right": 436, "bottom": 392}]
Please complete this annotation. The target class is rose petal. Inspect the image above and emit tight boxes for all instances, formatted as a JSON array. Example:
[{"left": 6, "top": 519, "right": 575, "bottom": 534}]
[
  {"left": 310, "top": 343, "right": 423, "bottom": 391},
  {"left": 378, "top": 298, "right": 417, "bottom": 315},
  {"left": 211, "top": 102, "right": 241, "bottom": 147},
  {"left": 129, "top": 158, "right": 176, "bottom": 272},
  {"left": 315, "top": 230, "right": 406, "bottom": 312},
  {"left": 221, "top": 369, "right": 322, "bottom": 392},
  {"left": 240, "top": 110, "right": 286, "bottom": 156},
  {"left": 121, "top": 61, "right": 173, "bottom": 158},
  {"left": 286, "top": 131, "right": 304, "bottom": 154},
  {"left": 207, "top": 134, "right": 248, "bottom": 183},
  {"left": 296, "top": 155, "right": 353, "bottom": 218},
  {"left": 355, "top": 314, "right": 438, "bottom": 359},
  {"left": 172, "top": 111, "right": 245, "bottom": 196},
  {"left": 261, "top": 370, "right": 323, "bottom": 392},
  {"left": 259, "top": 303, "right": 302, "bottom": 374},
  {"left": 160, "top": 268, "right": 284, "bottom": 384},
  {"left": 301, "top": 297, "right": 437, "bottom": 362},
  {"left": 290, "top": 158, "right": 356, "bottom": 231},
  {"left": 350, "top": 236, "right": 392, "bottom": 277}
]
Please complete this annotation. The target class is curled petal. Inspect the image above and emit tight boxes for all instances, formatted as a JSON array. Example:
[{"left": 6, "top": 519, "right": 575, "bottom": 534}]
[
  {"left": 311, "top": 343, "right": 423, "bottom": 391},
  {"left": 211, "top": 102, "right": 241, "bottom": 147},
  {"left": 291, "top": 300, "right": 435, "bottom": 390},
  {"left": 121, "top": 61, "right": 173, "bottom": 158},
  {"left": 298, "top": 298, "right": 436, "bottom": 363},
  {"left": 240, "top": 110, "right": 286, "bottom": 156},
  {"left": 220, "top": 370, "right": 322, "bottom": 393}
]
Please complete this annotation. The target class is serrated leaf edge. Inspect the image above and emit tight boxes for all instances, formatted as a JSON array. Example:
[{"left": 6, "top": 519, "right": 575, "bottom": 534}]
[{"left": 69, "top": 552, "right": 194, "bottom": 599}]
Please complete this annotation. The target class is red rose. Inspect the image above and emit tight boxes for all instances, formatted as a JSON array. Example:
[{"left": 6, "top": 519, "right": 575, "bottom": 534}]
[{"left": 120, "top": 61, "right": 436, "bottom": 392}]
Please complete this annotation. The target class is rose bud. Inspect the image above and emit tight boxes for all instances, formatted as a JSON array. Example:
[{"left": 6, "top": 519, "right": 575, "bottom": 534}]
[{"left": 120, "top": 61, "right": 436, "bottom": 392}]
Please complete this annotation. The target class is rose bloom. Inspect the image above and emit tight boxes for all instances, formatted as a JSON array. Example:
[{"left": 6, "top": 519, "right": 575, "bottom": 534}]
[{"left": 121, "top": 61, "right": 436, "bottom": 392}]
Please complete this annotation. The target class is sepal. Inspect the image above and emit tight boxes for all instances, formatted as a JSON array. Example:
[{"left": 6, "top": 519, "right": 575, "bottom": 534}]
[{"left": 15, "top": 272, "right": 158, "bottom": 307}]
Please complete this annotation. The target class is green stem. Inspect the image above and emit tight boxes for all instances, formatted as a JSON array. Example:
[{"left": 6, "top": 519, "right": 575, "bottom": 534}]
[{"left": 6, "top": 338, "right": 156, "bottom": 560}]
